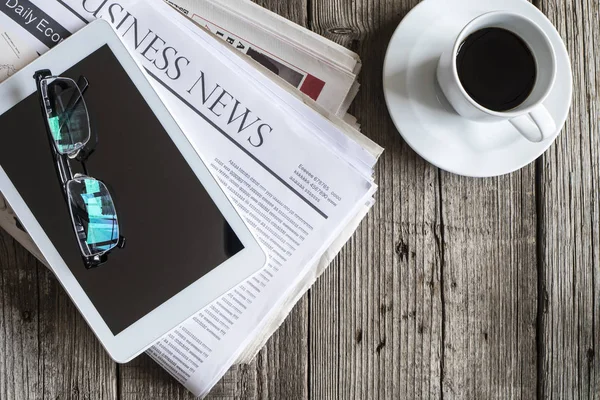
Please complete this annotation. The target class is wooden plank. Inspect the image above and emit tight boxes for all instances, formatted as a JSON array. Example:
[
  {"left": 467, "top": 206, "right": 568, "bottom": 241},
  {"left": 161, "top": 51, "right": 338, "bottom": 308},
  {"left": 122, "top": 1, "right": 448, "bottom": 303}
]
[
  {"left": 3, "top": 1, "right": 598, "bottom": 399},
  {"left": 309, "top": 1, "right": 443, "bottom": 399},
  {"left": 438, "top": 1, "right": 538, "bottom": 396},
  {"left": 438, "top": 1, "right": 540, "bottom": 397},
  {"left": 254, "top": 0, "right": 308, "bottom": 27},
  {"left": 538, "top": 0, "right": 600, "bottom": 397},
  {"left": 440, "top": 170, "right": 538, "bottom": 399},
  {"left": 0, "top": 229, "right": 41, "bottom": 400},
  {"left": 0, "top": 227, "right": 118, "bottom": 400},
  {"left": 118, "top": 1, "right": 310, "bottom": 399}
]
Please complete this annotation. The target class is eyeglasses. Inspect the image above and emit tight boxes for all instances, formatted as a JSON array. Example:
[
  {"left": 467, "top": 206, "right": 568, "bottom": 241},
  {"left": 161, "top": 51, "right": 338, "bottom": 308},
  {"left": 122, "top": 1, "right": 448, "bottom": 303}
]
[{"left": 34, "top": 69, "right": 125, "bottom": 269}]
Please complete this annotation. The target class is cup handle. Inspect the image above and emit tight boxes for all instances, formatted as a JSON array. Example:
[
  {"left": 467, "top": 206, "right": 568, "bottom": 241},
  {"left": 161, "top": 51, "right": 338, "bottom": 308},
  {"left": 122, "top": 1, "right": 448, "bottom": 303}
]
[{"left": 509, "top": 104, "right": 556, "bottom": 143}]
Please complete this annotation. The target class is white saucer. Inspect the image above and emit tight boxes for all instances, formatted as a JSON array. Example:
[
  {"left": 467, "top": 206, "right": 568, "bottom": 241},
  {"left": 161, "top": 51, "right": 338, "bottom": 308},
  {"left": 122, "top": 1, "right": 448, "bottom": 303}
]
[{"left": 383, "top": 0, "right": 572, "bottom": 177}]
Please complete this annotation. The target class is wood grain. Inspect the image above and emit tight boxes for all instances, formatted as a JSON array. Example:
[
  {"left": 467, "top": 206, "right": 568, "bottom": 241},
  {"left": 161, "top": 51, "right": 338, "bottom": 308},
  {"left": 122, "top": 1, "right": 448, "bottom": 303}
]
[
  {"left": 538, "top": 0, "right": 600, "bottom": 398},
  {"left": 0, "top": 228, "right": 117, "bottom": 400},
  {"left": 1, "top": 0, "right": 599, "bottom": 399},
  {"left": 310, "top": 1, "right": 443, "bottom": 399},
  {"left": 0, "top": 229, "right": 41, "bottom": 400},
  {"left": 440, "top": 170, "right": 538, "bottom": 399}
]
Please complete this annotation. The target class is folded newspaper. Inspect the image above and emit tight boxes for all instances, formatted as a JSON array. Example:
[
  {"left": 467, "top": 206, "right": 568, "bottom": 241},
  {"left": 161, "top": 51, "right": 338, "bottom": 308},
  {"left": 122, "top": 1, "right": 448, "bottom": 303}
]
[
  {"left": 0, "top": 0, "right": 383, "bottom": 397},
  {"left": 165, "top": 0, "right": 362, "bottom": 121}
]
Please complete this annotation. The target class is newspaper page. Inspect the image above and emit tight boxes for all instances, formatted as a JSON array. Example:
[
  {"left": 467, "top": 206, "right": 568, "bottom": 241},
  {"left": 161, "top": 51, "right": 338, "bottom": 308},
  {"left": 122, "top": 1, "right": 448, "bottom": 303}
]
[
  {"left": 164, "top": 0, "right": 359, "bottom": 117},
  {"left": 0, "top": 21, "right": 37, "bottom": 82},
  {"left": 0, "top": 0, "right": 379, "bottom": 397},
  {"left": 178, "top": 14, "right": 379, "bottom": 177}
]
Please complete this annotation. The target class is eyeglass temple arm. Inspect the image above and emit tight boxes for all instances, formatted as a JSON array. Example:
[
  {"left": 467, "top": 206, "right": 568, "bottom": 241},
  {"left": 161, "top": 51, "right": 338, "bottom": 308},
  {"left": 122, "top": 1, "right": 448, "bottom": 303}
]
[
  {"left": 72, "top": 76, "right": 100, "bottom": 161},
  {"left": 77, "top": 76, "right": 89, "bottom": 93}
]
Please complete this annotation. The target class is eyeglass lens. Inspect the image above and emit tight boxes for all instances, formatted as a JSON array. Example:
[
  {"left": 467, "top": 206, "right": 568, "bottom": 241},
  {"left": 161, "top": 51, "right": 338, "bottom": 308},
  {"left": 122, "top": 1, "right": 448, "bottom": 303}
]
[
  {"left": 46, "top": 78, "right": 90, "bottom": 156},
  {"left": 67, "top": 177, "right": 120, "bottom": 257}
]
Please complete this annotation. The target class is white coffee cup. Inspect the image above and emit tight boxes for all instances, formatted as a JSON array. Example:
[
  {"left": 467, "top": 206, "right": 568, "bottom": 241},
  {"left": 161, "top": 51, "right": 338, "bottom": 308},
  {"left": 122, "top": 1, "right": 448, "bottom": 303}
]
[{"left": 436, "top": 11, "right": 557, "bottom": 142}]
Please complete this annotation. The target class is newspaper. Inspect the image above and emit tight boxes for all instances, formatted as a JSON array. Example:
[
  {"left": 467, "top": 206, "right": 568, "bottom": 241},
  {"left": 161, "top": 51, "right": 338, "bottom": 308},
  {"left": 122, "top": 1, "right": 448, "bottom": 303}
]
[
  {"left": 165, "top": 0, "right": 361, "bottom": 117},
  {"left": 0, "top": 0, "right": 382, "bottom": 397}
]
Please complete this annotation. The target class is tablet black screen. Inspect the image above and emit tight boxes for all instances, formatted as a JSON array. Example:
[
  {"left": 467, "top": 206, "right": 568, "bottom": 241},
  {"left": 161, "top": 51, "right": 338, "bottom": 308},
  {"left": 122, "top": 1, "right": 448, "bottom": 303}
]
[{"left": 0, "top": 45, "right": 243, "bottom": 335}]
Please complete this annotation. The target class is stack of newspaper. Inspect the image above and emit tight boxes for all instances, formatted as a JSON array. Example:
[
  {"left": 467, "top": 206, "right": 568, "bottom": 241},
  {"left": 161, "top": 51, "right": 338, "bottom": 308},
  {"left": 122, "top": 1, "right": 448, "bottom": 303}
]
[
  {"left": 166, "top": 0, "right": 362, "bottom": 123},
  {"left": 0, "top": 0, "right": 382, "bottom": 397}
]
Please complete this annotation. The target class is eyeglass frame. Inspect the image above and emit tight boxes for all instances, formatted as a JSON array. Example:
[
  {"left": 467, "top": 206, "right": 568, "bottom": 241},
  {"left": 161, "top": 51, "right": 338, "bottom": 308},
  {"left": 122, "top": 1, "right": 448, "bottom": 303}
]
[{"left": 33, "top": 69, "right": 125, "bottom": 269}]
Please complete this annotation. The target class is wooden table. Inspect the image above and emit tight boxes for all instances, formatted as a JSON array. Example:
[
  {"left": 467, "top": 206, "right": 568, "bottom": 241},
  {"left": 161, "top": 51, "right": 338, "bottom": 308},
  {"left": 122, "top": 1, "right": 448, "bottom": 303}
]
[{"left": 1, "top": 0, "right": 598, "bottom": 398}]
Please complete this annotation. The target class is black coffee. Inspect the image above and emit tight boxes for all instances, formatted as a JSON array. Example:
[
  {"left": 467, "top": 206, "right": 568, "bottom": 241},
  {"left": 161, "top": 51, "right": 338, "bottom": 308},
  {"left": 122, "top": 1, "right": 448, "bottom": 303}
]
[{"left": 456, "top": 27, "right": 537, "bottom": 112}]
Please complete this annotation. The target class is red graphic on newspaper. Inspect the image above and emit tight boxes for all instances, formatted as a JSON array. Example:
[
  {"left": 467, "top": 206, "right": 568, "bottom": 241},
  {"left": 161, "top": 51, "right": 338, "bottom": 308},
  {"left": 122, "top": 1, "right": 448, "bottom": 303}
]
[{"left": 192, "top": 15, "right": 326, "bottom": 101}]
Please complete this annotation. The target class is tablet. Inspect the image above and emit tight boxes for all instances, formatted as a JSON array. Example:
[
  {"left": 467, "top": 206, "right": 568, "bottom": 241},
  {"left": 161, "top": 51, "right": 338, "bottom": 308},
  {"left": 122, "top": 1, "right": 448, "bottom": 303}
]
[{"left": 0, "top": 19, "right": 266, "bottom": 363}]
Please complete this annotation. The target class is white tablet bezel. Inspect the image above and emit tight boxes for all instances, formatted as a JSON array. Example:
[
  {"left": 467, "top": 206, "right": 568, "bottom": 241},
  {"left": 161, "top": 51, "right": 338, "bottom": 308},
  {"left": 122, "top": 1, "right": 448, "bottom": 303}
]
[{"left": 0, "top": 19, "right": 266, "bottom": 363}]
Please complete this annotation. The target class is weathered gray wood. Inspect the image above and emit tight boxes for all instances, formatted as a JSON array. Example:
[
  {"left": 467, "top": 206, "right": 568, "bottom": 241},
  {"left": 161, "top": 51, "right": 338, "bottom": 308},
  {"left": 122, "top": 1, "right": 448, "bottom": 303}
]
[
  {"left": 0, "top": 228, "right": 117, "bottom": 400},
  {"left": 2, "top": 1, "right": 600, "bottom": 399},
  {"left": 0, "top": 229, "right": 41, "bottom": 400},
  {"left": 538, "top": 0, "right": 600, "bottom": 398},
  {"left": 438, "top": 0, "right": 538, "bottom": 394},
  {"left": 309, "top": 1, "right": 443, "bottom": 399},
  {"left": 440, "top": 170, "right": 538, "bottom": 399},
  {"left": 254, "top": 0, "right": 308, "bottom": 27},
  {"left": 437, "top": 6, "right": 538, "bottom": 399}
]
